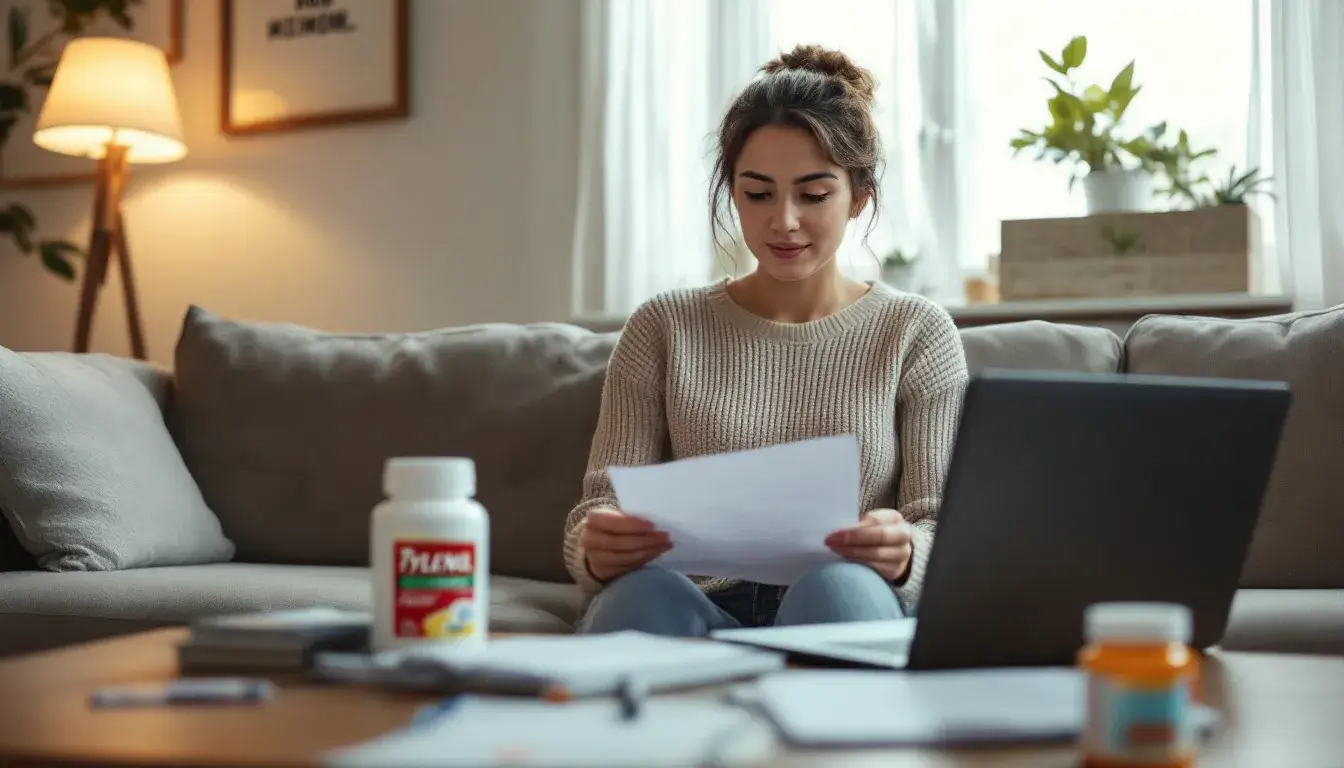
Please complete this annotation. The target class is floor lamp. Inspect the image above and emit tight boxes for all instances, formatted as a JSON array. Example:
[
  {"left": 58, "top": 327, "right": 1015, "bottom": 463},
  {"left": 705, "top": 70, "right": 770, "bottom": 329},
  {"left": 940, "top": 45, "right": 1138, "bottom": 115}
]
[{"left": 31, "top": 37, "right": 187, "bottom": 361}]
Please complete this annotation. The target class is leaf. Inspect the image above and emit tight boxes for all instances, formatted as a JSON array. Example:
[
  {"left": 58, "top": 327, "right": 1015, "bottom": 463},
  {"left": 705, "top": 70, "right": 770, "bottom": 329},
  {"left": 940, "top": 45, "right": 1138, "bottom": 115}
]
[
  {"left": 1061, "top": 36, "right": 1087, "bottom": 70},
  {"left": 39, "top": 240, "right": 81, "bottom": 281},
  {"left": 1038, "top": 50, "right": 1067, "bottom": 75},
  {"left": 7, "top": 7, "right": 26, "bottom": 70},
  {"left": 1108, "top": 61, "right": 1135, "bottom": 101},
  {"left": 1083, "top": 84, "right": 1109, "bottom": 110},
  {"left": 1113, "top": 84, "right": 1140, "bottom": 121},
  {"left": 7, "top": 202, "right": 35, "bottom": 229}
]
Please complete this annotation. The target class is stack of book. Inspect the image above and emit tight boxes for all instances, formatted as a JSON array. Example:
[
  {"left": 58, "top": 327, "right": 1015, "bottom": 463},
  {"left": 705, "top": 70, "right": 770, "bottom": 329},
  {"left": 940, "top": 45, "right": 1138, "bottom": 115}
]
[{"left": 177, "top": 607, "right": 371, "bottom": 674}]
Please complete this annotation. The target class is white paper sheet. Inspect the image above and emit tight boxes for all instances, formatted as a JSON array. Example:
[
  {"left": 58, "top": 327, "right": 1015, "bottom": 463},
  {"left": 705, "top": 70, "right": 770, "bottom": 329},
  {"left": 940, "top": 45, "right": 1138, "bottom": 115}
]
[
  {"left": 323, "top": 695, "right": 778, "bottom": 767},
  {"left": 605, "top": 435, "right": 861, "bottom": 585},
  {"left": 751, "top": 668, "right": 1219, "bottom": 747}
]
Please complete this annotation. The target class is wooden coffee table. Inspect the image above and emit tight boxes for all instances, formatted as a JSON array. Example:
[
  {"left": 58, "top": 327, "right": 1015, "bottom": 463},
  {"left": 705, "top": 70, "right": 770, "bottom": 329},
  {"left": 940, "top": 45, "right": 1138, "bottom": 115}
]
[{"left": 1, "top": 628, "right": 1341, "bottom": 767}]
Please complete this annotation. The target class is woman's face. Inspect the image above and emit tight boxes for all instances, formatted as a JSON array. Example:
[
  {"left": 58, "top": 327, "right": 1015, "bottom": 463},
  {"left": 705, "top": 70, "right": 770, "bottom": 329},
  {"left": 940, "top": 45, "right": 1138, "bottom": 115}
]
[{"left": 732, "top": 125, "right": 865, "bottom": 283}]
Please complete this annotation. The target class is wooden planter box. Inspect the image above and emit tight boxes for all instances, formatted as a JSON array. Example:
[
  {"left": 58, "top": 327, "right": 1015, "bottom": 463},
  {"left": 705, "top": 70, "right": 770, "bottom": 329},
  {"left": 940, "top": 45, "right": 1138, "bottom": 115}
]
[{"left": 998, "top": 206, "right": 1258, "bottom": 300}]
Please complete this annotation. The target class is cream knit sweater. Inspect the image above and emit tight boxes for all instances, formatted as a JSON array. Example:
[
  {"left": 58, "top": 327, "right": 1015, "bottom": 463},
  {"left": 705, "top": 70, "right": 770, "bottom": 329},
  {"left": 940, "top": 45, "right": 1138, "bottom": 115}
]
[{"left": 563, "top": 279, "right": 969, "bottom": 608}]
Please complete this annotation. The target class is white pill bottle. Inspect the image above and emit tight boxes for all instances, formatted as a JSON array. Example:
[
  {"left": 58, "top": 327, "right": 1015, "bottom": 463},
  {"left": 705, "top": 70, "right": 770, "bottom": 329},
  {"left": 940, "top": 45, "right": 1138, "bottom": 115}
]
[{"left": 371, "top": 457, "right": 490, "bottom": 654}]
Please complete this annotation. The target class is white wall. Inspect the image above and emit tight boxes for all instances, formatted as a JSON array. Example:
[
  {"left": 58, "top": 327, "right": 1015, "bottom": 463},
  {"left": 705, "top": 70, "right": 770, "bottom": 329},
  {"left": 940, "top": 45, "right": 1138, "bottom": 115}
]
[{"left": 0, "top": 0, "right": 581, "bottom": 367}]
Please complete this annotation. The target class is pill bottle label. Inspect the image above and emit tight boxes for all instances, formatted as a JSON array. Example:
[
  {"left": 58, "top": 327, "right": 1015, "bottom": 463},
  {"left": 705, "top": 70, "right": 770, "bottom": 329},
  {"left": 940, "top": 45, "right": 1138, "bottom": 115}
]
[
  {"left": 392, "top": 540, "right": 478, "bottom": 639},
  {"left": 1083, "top": 673, "right": 1196, "bottom": 763}
]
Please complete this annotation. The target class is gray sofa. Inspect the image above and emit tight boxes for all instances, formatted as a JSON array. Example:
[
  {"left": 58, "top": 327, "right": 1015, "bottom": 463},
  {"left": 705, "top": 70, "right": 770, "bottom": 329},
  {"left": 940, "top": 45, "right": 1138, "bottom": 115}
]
[{"left": 2, "top": 303, "right": 1342, "bottom": 659}]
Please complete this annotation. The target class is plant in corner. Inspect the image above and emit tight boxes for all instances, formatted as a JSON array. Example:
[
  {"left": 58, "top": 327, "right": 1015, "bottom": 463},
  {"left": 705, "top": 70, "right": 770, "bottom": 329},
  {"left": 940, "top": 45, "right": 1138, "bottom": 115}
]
[
  {"left": 0, "top": 0, "right": 138, "bottom": 281},
  {"left": 1009, "top": 35, "right": 1154, "bottom": 214}
]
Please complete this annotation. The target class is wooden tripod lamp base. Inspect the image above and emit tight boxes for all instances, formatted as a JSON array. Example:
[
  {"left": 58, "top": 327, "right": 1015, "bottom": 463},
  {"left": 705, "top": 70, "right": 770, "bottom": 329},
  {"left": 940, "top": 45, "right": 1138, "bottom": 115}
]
[
  {"left": 29, "top": 37, "right": 186, "bottom": 362},
  {"left": 73, "top": 144, "right": 148, "bottom": 360}
]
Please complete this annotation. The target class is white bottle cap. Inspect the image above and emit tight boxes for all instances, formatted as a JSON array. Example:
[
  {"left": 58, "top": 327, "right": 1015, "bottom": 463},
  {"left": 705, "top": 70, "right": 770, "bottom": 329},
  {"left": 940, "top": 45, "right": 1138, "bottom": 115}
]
[
  {"left": 383, "top": 457, "right": 476, "bottom": 499},
  {"left": 1084, "top": 602, "right": 1193, "bottom": 644}
]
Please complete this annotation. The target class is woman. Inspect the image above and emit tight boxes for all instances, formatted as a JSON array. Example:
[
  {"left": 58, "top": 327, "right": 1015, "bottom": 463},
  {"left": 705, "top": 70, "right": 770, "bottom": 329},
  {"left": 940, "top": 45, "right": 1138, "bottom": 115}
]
[{"left": 564, "top": 44, "right": 969, "bottom": 636}]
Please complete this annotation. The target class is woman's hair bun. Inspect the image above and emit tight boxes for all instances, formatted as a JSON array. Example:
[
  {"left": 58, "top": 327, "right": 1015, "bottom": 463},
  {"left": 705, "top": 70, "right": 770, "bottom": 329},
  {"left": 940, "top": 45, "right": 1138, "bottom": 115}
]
[{"left": 762, "top": 44, "right": 877, "bottom": 105}]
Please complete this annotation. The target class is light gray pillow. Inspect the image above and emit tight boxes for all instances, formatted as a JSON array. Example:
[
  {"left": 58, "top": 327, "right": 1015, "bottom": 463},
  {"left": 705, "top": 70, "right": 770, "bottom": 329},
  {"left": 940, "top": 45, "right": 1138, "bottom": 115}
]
[
  {"left": 0, "top": 347, "right": 235, "bottom": 571},
  {"left": 1124, "top": 305, "right": 1344, "bottom": 588}
]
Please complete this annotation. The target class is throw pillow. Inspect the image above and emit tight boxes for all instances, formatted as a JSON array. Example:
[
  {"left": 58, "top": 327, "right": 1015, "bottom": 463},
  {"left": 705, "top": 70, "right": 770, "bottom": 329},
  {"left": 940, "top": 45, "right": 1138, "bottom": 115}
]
[
  {"left": 170, "top": 306, "right": 616, "bottom": 583},
  {"left": 1124, "top": 304, "right": 1344, "bottom": 588},
  {"left": 0, "top": 347, "right": 235, "bottom": 571}
]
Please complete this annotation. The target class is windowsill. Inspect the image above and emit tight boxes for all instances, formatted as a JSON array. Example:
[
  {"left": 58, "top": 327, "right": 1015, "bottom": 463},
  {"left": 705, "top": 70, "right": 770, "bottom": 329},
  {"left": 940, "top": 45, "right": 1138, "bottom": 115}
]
[
  {"left": 943, "top": 292, "right": 1295, "bottom": 327},
  {"left": 571, "top": 292, "right": 1294, "bottom": 332}
]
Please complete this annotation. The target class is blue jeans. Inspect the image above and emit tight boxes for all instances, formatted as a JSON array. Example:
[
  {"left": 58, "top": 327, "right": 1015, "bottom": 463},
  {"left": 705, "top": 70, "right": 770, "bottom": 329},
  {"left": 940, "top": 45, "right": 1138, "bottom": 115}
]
[{"left": 575, "top": 563, "right": 904, "bottom": 636}]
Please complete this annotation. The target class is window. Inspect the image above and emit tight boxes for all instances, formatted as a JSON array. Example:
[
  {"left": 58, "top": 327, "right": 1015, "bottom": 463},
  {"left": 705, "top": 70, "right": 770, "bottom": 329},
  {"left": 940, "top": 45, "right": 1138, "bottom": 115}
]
[
  {"left": 574, "top": 1, "right": 1283, "bottom": 317},
  {"left": 768, "top": 0, "right": 1272, "bottom": 285},
  {"left": 964, "top": 0, "right": 1272, "bottom": 276}
]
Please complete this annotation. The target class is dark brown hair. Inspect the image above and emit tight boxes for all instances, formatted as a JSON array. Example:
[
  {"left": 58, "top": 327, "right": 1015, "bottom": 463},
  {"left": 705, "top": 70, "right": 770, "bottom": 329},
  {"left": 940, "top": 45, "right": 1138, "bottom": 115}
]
[{"left": 710, "top": 44, "right": 884, "bottom": 263}]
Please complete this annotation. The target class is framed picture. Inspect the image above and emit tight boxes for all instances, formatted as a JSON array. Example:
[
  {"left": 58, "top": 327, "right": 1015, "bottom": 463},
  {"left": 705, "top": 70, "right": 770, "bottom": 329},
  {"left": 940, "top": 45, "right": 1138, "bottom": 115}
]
[
  {"left": 221, "top": 0, "right": 410, "bottom": 136},
  {"left": 0, "top": 0, "right": 184, "bottom": 189}
]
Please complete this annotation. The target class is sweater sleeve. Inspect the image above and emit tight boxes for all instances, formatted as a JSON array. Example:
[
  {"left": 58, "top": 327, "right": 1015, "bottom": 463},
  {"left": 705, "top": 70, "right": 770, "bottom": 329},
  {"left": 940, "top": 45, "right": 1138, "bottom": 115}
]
[
  {"left": 890, "top": 303, "right": 969, "bottom": 608},
  {"left": 562, "top": 302, "right": 670, "bottom": 596}
]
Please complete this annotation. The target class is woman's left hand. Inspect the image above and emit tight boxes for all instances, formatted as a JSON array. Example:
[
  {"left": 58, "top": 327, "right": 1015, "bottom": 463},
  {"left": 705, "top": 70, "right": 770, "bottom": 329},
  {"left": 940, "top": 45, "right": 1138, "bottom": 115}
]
[{"left": 824, "top": 508, "right": 914, "bottom": 582}]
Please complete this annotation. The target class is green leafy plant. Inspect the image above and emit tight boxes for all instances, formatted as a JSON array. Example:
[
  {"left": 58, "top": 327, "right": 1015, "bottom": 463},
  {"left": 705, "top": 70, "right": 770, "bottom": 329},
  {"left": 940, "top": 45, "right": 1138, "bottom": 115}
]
[
  {"left": 1208, "top": 166, "right": 1274, "bottom": 205},
  {"left": 0, "top": 0, "right": 139, "bottom": 281},
  {"left": 1010, "top": 36, "right": 1148, "bottom": 188},
  {"left": 1138, "top": 125, "right": 1274, "bottom": 208},
  {"left": 881, "top": 247, "right": 919, "bottom": 270}
]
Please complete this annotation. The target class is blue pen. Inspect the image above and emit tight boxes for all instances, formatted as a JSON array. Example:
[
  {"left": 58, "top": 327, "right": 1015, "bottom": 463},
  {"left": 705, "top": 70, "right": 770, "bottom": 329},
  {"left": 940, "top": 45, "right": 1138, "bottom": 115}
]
[{"left": 411, "top": 695, "right": 462, "bottom": 728}]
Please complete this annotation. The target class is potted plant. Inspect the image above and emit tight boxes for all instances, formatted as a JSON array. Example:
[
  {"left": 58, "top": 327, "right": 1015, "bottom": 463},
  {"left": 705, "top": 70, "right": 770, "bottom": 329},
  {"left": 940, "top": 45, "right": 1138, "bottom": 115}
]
[
  {"left": 1144, "top": 129, "right": 1274, "bottom": 209},
  {"left": 1010, "top": 35, "right": 1153, "bottom": 214},
  {"left": 879, "top": 247, "right": 920, "bottom": 293}
]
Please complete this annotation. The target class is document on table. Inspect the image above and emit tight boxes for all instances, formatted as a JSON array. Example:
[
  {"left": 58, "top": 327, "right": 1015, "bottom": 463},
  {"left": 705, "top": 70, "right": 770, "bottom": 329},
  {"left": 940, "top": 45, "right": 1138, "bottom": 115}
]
[
  {"left": 747, "top": 667, "right": 1220, "bottom": 747},
  {"left": 322, "top": 695, "right": 778, "bottom": 767},
  {"left": 605, "top": 434, "right": 860, "bottom": 585}
]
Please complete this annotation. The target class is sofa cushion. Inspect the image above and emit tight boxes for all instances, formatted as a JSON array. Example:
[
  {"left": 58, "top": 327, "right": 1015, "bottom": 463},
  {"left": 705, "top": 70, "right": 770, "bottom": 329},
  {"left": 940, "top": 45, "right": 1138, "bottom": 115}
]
[
  {"left": 1222, "top": 588, "right": 1344, "bottom": 655},
  {"left": 1124, "top": 305, "right": 1344, "bottom": 588},
  {"left": 0, "top": 348, "right": 235, "bottom": 572},
  {"left": 959, "top": 320, "right": 1123, "bottom": 374},
  {"left": 0, "top": 564, "right": 580, "bottom": 657},
  {"left": 170, "top": 307, "right": 618, "bottom": 583}
]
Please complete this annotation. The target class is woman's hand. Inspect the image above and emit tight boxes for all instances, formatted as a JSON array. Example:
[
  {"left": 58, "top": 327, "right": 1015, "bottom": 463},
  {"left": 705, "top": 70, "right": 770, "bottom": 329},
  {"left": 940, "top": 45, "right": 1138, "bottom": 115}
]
[
  {"left": 580, "top": 507, "right": 672, "bottom": 582},
  {"left": 824, "top": 508, "right": 914, "bottom": 582}
]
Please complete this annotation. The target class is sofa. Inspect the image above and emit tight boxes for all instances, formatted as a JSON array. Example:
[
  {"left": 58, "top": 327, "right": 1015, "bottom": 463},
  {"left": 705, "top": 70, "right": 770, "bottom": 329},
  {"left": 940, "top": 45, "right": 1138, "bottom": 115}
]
[{"left": 2, "top": 302, "right": 1342, "bottom": 659}]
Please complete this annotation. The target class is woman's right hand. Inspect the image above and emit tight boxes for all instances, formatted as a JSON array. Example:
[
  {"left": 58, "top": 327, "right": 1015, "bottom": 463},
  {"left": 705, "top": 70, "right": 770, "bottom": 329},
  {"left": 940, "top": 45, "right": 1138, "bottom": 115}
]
[{"left": 580, "top": 507, "right": 672, "bottom": 582}]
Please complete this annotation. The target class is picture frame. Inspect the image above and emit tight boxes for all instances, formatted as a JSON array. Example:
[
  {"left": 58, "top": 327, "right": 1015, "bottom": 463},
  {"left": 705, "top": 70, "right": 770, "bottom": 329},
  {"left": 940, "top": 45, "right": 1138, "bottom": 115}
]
[
  {"left": 0, "top": 0, "right": 184, "bottom": 189},
  {"left": 221, "top": 0, "right": 410, "bottom": 136}
]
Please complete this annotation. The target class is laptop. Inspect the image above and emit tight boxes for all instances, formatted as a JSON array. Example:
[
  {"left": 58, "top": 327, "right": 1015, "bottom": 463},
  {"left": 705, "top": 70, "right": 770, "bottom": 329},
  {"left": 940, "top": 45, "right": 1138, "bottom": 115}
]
[{"left": 711, "top": 369, "right": 1291, "bottom": 670}]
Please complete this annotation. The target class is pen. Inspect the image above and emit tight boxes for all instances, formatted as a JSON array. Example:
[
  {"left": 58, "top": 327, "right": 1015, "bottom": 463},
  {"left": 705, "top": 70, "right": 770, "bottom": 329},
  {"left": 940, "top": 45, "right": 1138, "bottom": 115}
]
[
  {"left": 616, "top": 675, "right": 647, "bottom": 720},
  {"left": 90, "top": 678, "right": 274, "bottom": 709}
]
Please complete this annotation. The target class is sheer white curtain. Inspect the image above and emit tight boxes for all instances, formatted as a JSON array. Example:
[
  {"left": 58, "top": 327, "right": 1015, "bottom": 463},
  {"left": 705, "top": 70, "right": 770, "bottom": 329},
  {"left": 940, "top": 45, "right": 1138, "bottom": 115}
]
[
  {"left": 570, "top": 0, "right": 771, "bottom": 318},
  {"left": 1269, "top": 0, "right": 1344, "bottom": 309}
]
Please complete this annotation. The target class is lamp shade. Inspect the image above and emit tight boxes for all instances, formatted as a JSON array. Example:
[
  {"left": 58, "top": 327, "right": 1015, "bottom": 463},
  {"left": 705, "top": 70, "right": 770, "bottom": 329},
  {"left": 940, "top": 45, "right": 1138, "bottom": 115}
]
[{"left": 33, "top": 37, "right": 186, "bottom": 164}]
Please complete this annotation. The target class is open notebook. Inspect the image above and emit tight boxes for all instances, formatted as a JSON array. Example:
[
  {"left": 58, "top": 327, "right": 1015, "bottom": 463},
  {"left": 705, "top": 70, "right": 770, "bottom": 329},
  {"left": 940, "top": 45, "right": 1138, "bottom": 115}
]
[{"left": 312, "top": 631, "right": 786, "bottom": 697}]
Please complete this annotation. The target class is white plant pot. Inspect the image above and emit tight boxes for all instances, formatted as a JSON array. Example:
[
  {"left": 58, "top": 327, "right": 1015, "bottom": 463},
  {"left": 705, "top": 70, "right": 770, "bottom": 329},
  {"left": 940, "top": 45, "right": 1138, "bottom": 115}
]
[
  {"left": 1082, "top": 169, "right": 1152, "bottom": 214},
  {"left": 881, "top": 264, "right": 920, "bottom": 293}
]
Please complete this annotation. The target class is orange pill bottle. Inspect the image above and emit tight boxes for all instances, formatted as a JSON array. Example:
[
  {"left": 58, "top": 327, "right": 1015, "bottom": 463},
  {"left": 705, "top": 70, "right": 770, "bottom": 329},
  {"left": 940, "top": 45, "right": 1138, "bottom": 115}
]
[{"left": 1078, "top": 602, "right": 1200, "bottom": 768}]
